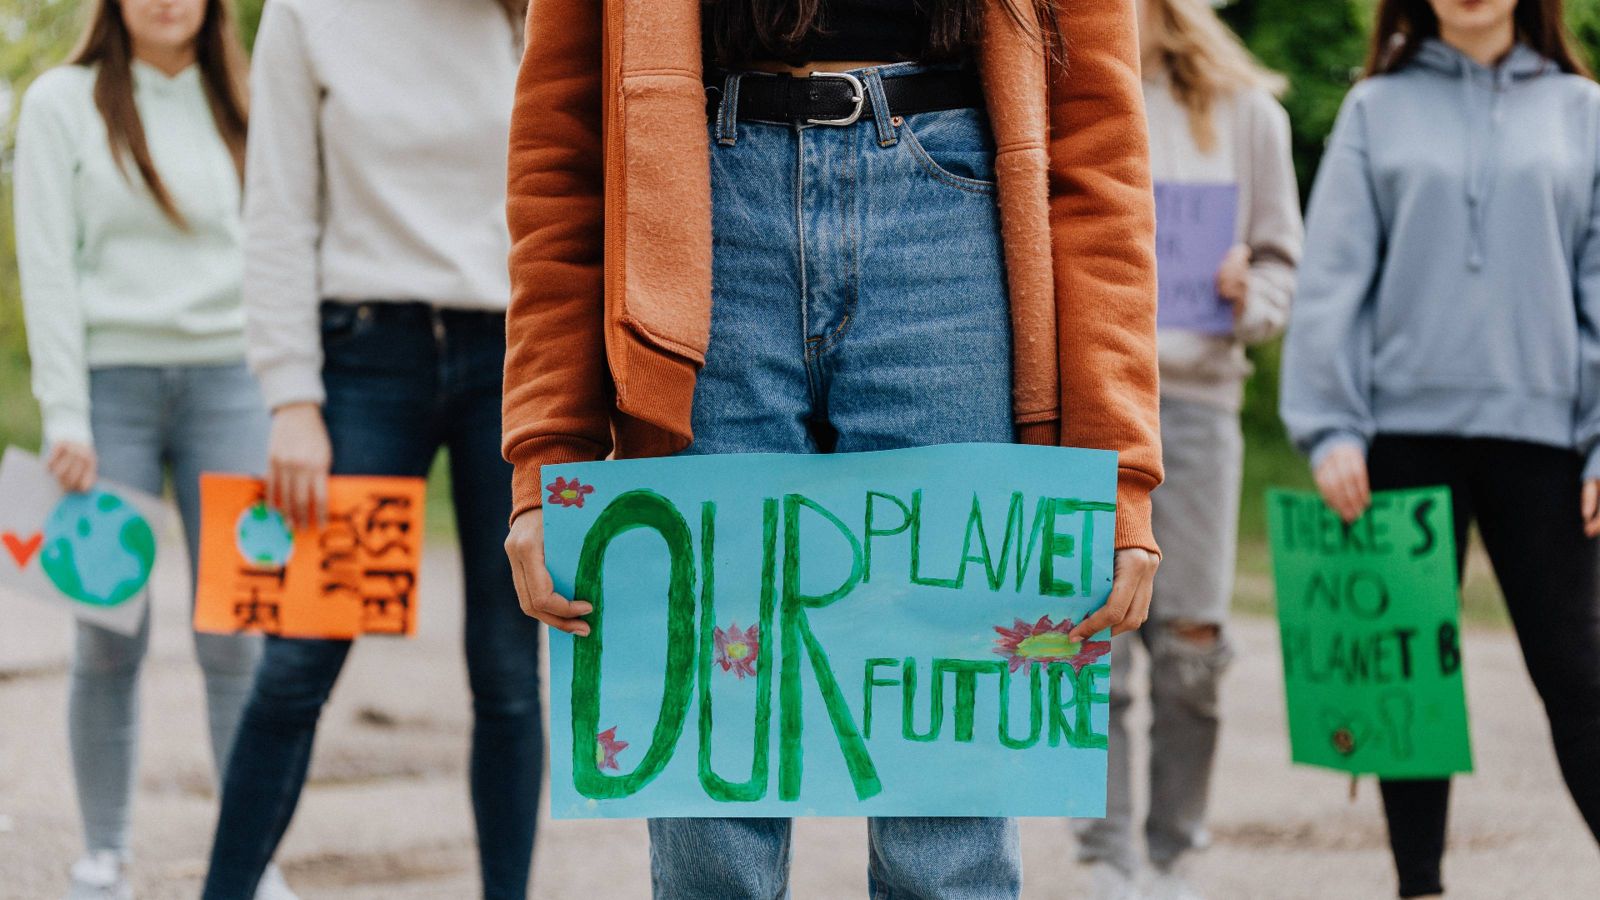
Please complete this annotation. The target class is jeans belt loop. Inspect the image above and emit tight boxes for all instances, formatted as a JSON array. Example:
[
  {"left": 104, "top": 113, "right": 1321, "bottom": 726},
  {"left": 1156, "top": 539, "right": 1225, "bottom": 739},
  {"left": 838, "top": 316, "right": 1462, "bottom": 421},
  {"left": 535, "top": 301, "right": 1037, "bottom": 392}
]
[
  {"left": 861, "top": 68, "right": 898, "bottom": 146},
  {"left": 716, "top": 73, "right": 742, "bottom": 146}
]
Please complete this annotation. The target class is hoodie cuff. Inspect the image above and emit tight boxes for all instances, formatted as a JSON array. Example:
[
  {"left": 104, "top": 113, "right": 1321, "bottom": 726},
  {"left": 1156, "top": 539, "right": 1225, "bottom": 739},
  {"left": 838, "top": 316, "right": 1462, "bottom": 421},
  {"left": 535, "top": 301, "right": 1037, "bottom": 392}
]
[
  {"left": 253, "top": 360, "right": 326, "bottom": 412},
  {"left": 42, "top": 406, "right": 93, "bottom": 449},
  {"left": 1235, "top": 274, "right": 1285, "bottom": 345},
  {"left": 507, "top": 435, "right": 610, "bottom": 526},
  {"left": 1584, "top": 445, "right": 1600, "bottom": 483},
  {"left": 1309, "top": 432, "right": 1368, "bottom": 470},
  {"left": 1113, "top": 467, "right": 1161, "bottom": 556}
]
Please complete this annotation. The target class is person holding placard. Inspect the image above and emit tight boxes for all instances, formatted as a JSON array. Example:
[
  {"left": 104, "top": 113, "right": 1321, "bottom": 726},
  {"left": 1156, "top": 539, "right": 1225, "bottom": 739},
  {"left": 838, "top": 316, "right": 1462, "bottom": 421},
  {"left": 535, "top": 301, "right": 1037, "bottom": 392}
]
[
  {"left": 198, "top": 3, "right": 542, "bottom": 899},
  {"left": 500, "top": 0, "right": 1163, "bottom": 896},
  {"left": 1281, "top": 0, "right": 1600, "bottom": 895},
  {"left": 9, "top": 2, "right": 289, "bottom": 897},
  {"left": 1077, "top": 2, "right": 1301, "bottom": 898}
]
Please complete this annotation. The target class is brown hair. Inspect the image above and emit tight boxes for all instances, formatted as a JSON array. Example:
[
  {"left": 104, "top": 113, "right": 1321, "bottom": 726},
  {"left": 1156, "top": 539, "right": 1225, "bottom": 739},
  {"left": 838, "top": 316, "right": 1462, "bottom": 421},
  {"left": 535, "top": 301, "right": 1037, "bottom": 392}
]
[
  {"left": 1366, "top": 0, "right": 1591, "bottom": 77},
  {"left": 67, "top": 0, "right": 250, "bottom": 228},
  {"left": 1143, "top": 0, "right": 1286, "bottom": 152},
  {"left": 702, "top": 0, "right": 1064, "bottom": 67}
]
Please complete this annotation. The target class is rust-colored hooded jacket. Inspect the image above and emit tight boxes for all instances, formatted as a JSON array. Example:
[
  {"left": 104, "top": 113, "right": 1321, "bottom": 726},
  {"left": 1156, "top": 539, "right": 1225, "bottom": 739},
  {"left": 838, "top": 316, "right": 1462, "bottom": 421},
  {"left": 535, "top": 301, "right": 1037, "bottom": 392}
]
[{"left": 503, "top": 0, "right": 1163, "bottom": 553}]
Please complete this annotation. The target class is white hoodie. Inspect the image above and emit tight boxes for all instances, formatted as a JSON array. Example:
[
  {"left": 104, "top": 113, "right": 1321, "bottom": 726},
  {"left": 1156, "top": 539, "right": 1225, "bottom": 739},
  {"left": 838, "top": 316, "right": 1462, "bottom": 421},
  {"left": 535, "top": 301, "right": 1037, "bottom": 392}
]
[{"left": 1143, "top": 73, "right": 1303, "bottom": 412}]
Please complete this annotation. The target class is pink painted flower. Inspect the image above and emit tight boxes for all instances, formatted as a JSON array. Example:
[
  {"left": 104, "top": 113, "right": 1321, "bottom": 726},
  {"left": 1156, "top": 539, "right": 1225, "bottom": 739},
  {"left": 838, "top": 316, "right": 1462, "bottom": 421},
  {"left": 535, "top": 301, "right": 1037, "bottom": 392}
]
[
  {"left": 595, "top": 726, "right": 629, "bottom": 771},
  {"left": 713, "top": 622, "right": 760, "bottom": 679},
  {"left": 547, "top": 477, "right": 594, "bottom": 509},
  {"left": 992, "top": 615, "right": 1111, "bottom": 674}
]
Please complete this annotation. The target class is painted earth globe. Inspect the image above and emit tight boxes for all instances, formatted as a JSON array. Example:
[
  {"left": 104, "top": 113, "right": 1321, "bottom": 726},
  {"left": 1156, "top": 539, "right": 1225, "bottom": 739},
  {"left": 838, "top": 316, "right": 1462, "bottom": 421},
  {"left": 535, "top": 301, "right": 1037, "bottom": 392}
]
[
  {"left": 39, "top": 490, "right": 156, "bottom": 608},
  {"left": 235, "top": 502, "right": 294, "bottom": 567}
]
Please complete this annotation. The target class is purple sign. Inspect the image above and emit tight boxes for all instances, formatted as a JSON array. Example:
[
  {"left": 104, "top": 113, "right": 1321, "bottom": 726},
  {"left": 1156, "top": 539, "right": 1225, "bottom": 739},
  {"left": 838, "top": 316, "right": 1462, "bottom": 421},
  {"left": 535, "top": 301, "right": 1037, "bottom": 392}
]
[{"left": 1154, "top": 182, "right": 1239, "bottom": 335}]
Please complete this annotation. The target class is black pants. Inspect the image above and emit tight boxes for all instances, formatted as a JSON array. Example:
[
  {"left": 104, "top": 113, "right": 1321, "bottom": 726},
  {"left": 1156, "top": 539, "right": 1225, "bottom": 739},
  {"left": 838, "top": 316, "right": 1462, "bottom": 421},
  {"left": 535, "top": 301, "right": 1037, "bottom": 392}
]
[{"left": 1366, "top": 435, "right": 1600, "bottom": 897}]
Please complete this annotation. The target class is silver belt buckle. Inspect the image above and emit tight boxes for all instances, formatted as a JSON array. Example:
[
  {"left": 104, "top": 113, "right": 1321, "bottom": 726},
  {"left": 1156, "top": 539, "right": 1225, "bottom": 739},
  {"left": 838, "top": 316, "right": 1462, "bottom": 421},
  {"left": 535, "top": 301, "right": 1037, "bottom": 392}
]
[{"left": 805, "top": 71, "right": 866, "bottom": 126}]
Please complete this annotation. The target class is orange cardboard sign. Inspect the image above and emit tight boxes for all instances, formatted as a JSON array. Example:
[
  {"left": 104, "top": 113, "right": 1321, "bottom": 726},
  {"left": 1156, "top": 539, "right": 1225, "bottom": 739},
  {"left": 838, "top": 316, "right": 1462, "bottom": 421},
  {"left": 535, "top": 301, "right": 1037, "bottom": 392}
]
[{"left": 194, "top": 474, "right": 427, "bottom": 638}]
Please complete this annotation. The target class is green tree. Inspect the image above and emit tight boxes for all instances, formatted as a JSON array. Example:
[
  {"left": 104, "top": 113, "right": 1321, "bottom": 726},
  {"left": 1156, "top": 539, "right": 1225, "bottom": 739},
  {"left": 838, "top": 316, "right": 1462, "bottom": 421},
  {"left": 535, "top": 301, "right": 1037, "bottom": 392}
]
[{"left": 1222, "top": 0, "right": 1373, "bottom": 194}]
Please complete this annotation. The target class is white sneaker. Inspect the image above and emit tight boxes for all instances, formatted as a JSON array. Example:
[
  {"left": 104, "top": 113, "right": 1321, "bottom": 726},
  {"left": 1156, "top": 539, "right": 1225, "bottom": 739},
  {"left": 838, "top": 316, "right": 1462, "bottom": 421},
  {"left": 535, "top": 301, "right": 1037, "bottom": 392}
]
[
  {"left": 1147, "top": 864, "right": 1204, "bottom": 900},
  {"left": 66, "top": 851, "right": 132, "bottom": 900},
  {"left": 254, "top": 864, "right": 299, "bottom": 900},
  {"left": 1088, "top": 860, "right": 1142, "bottom": 900}
]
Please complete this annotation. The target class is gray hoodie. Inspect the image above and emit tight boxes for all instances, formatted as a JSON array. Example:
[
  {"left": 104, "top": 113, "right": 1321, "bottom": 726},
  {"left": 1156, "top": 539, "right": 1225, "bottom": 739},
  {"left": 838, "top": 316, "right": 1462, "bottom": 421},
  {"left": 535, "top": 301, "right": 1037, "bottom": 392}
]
[{"left": 1281, "top": 40, "right": 1600, "bottom": 478}]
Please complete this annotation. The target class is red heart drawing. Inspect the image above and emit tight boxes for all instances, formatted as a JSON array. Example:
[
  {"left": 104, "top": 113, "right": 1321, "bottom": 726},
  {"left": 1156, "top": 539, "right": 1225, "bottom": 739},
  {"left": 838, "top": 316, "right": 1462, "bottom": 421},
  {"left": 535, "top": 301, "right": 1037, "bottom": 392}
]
[{"left": 2, "top": 532, "right": 43, "bottom": 569}]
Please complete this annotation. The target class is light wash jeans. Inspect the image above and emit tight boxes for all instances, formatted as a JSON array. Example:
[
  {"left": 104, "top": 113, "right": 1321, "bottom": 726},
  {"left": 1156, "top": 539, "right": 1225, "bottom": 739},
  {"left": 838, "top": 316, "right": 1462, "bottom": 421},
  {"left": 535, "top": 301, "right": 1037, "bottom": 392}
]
[
  {"left": 72, "top": 363, "right": 268, "bottom": 855},
  {"left": 1075, "top": 396, "right": 1239, "bottom": 875},
  {"left": 646, "top": 63, "right": 1022, "bottom": 900}
]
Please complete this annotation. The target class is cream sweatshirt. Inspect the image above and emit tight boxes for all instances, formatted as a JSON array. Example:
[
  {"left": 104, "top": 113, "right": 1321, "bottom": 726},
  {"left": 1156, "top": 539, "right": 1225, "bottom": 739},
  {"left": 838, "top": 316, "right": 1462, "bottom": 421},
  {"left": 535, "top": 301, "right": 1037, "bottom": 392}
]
[
  {"left": 14, "top": 62, "right": 246, "bottom": 446},
  {"left": 243, "top": 0, "right": 522, "bottom": 410},
  {"left": 1144, "top": 75, "right": 1303, "bottom": 411}
]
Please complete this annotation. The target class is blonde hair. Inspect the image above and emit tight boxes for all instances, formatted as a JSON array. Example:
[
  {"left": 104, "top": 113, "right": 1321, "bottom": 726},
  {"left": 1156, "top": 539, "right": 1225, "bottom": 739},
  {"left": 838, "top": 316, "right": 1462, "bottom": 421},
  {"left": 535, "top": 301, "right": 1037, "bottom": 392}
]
[{"left": 1143, "top": 0, "right": 1287, "bottom": 152}]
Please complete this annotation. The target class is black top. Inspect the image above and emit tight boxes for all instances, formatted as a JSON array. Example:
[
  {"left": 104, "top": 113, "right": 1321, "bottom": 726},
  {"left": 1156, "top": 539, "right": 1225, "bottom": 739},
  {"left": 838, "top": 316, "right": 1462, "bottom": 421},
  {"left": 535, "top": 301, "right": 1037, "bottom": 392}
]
[{"left": 705, "top": 1, "right": 965, "bottom": 67}]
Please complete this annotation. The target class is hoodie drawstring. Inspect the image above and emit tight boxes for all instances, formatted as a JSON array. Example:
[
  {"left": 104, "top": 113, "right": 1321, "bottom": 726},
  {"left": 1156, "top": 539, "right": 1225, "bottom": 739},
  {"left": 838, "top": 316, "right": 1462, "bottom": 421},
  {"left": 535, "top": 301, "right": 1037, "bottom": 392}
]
[{"left": 1459, "top": 52, "right": 1513, "bottom": 271}]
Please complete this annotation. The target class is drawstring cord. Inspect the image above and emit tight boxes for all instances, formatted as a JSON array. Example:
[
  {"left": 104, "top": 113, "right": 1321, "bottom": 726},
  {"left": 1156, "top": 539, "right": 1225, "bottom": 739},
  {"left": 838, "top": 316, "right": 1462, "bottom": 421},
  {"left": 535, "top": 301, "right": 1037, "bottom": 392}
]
[{"left": 1462, "top": 56, "right": 1508, "bottom": 272}]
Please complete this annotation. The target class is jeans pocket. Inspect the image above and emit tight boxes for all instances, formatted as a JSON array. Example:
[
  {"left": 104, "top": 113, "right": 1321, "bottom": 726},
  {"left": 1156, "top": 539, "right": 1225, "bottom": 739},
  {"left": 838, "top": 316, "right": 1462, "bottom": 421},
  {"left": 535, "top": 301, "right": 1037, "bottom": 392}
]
[
  {"left": 897, "top": 108, "right": 998, "bottom": 194},
  {"left": 318, "top": 302, "right": 371, "bottom": 352}
]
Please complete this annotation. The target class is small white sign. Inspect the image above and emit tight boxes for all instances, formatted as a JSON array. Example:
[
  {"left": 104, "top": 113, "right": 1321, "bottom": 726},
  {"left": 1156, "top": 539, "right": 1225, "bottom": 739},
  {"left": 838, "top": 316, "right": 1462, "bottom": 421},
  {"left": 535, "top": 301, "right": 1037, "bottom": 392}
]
[{"left": 0, "top": 446, "right": 168, "bottom": 635}]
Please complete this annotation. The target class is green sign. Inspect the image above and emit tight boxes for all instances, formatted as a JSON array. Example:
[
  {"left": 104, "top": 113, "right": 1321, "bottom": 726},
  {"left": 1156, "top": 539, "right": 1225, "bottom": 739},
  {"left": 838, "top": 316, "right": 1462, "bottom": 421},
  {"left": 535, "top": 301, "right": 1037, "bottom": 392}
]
[{"left": 1267, "top": 487, "right": 1472, "bottom": 778}]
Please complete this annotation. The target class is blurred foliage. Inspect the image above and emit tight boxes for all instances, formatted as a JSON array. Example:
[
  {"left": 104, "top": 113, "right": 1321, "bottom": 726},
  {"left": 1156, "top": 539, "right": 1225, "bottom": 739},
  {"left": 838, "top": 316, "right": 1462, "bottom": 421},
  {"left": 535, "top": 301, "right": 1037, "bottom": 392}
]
[{"left": 1220, "top": 0, "right": 1373, "bottom": 197}]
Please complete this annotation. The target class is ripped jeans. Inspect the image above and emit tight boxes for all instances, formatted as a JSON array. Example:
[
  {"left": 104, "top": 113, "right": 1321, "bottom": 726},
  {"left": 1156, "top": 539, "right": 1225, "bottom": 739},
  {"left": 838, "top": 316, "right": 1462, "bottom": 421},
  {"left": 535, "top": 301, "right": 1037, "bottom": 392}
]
[{"left": 1076, "top": 396, "right": 1240, "bottom": 874}]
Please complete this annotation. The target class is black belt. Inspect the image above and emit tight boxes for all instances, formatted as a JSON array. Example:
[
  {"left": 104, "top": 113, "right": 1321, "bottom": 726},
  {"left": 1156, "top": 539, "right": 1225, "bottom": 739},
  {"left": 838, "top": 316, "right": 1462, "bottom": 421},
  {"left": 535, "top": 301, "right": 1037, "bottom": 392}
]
[{"left": 707, "top": 68, "right": 984, "bottom": 126}]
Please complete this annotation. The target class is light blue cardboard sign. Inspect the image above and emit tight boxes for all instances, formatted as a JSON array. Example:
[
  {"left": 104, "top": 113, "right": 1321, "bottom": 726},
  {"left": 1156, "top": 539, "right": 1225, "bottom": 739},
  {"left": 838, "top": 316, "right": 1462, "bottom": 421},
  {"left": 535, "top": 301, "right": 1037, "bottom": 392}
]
[{"left": 541, "top": 443, "right": 1118, "bottom": 819}]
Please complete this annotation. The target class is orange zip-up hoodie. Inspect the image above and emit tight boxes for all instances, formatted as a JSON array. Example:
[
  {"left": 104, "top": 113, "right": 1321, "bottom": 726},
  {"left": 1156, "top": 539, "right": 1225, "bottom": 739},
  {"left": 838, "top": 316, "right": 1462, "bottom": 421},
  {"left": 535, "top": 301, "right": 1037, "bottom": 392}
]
[{"left": 503, "top": 0, "right": 1164, "bottom": 553}]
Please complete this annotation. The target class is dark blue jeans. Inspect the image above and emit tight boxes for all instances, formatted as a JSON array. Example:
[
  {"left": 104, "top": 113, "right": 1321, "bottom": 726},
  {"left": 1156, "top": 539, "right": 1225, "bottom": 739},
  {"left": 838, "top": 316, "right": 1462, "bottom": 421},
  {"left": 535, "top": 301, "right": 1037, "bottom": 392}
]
[{"left": 202, "top": 303, "right": 542, "bottom": 899}]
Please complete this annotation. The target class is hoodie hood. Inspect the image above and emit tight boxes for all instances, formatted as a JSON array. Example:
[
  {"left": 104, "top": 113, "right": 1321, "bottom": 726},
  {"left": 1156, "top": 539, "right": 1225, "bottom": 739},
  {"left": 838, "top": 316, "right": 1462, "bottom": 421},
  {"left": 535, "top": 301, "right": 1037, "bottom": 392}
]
[
  {"left": 1409, "top": 40, "right": 1558, "bottom": 269},
  {"left": 1409, "top": 38, "right": 1554, "bottom": 80}
]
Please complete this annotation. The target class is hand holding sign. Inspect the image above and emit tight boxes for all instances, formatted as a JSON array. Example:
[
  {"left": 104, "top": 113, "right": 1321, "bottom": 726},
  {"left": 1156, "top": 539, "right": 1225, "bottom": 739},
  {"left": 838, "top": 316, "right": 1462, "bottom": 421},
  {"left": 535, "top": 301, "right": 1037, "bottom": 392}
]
[
  {"left": 506, "top": 508, "right": 592, "bottom": 636},
  {"left": 1216, "top": 244, "right": 1252, "bottom": 315},
  {"left": 1314, "top": 443, "right": 1372, "bottom": 524},
  {"left": 45, "top": 441, "right": 97, "bottom": 494}
]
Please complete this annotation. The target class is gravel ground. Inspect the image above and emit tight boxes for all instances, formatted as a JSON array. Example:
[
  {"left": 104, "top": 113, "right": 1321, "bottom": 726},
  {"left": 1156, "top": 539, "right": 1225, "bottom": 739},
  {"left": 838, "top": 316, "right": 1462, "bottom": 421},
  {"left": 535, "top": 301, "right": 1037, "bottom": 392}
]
[{"left": 1, "top": 545, "right": 1596, "bottom": 899}]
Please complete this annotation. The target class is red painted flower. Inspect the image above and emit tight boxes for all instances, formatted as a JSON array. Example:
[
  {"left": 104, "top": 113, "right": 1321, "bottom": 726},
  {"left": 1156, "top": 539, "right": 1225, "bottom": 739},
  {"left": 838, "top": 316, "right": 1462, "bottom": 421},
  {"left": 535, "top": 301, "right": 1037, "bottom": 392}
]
[
  {"left": 992, "top": 615, "right": 1111, "bottom": 674},
  {"left": 713, "top": 622, "right": 759, "bottom": 679},
  {"left": 547, "top": 477, "right": 594, "bottom": 509},
  {"left": 595, "top": 726, "right": 629, "bottom": 771}
]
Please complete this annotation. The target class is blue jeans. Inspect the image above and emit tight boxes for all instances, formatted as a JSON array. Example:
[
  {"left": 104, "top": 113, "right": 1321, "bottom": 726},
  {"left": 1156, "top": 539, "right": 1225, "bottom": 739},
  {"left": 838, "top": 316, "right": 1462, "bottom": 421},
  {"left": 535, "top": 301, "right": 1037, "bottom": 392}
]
[
  {"left": 73, "top": 363, "right": 268, "bottom": 855},
  {"left": 202, "top": 304, "right": 542, "bottom": 899},
  {"left": 647, "top": 64, "right": 1021, "bottom": 900}
]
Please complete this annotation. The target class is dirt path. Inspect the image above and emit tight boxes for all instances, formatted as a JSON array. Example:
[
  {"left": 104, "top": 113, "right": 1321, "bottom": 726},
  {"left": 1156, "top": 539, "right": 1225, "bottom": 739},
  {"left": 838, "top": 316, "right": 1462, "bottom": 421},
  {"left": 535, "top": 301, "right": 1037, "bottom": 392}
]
[{"left": 1, "top": 548, "right": 1594, "bottom": 898}]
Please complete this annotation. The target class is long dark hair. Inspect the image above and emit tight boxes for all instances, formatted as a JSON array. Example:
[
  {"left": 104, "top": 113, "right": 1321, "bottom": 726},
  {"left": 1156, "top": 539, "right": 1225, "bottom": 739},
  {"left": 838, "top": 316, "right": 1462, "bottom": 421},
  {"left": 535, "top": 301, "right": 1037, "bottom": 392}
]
[
  {"left": 1365, "top": 0, "right": 1591, "bottom": 77},
  {"left": 68, "top": 0, "right": 250, "bottom": 228},
  {"left": 702, "top": 0, "right": 1063, "bottom": 66}
]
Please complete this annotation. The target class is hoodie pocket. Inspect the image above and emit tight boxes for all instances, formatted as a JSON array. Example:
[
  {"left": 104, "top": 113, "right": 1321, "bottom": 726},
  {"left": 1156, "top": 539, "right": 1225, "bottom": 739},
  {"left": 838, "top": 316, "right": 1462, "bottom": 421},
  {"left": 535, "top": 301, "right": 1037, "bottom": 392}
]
[{"left": 617, "top": 74, "right": 714, "bottom": 364}]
